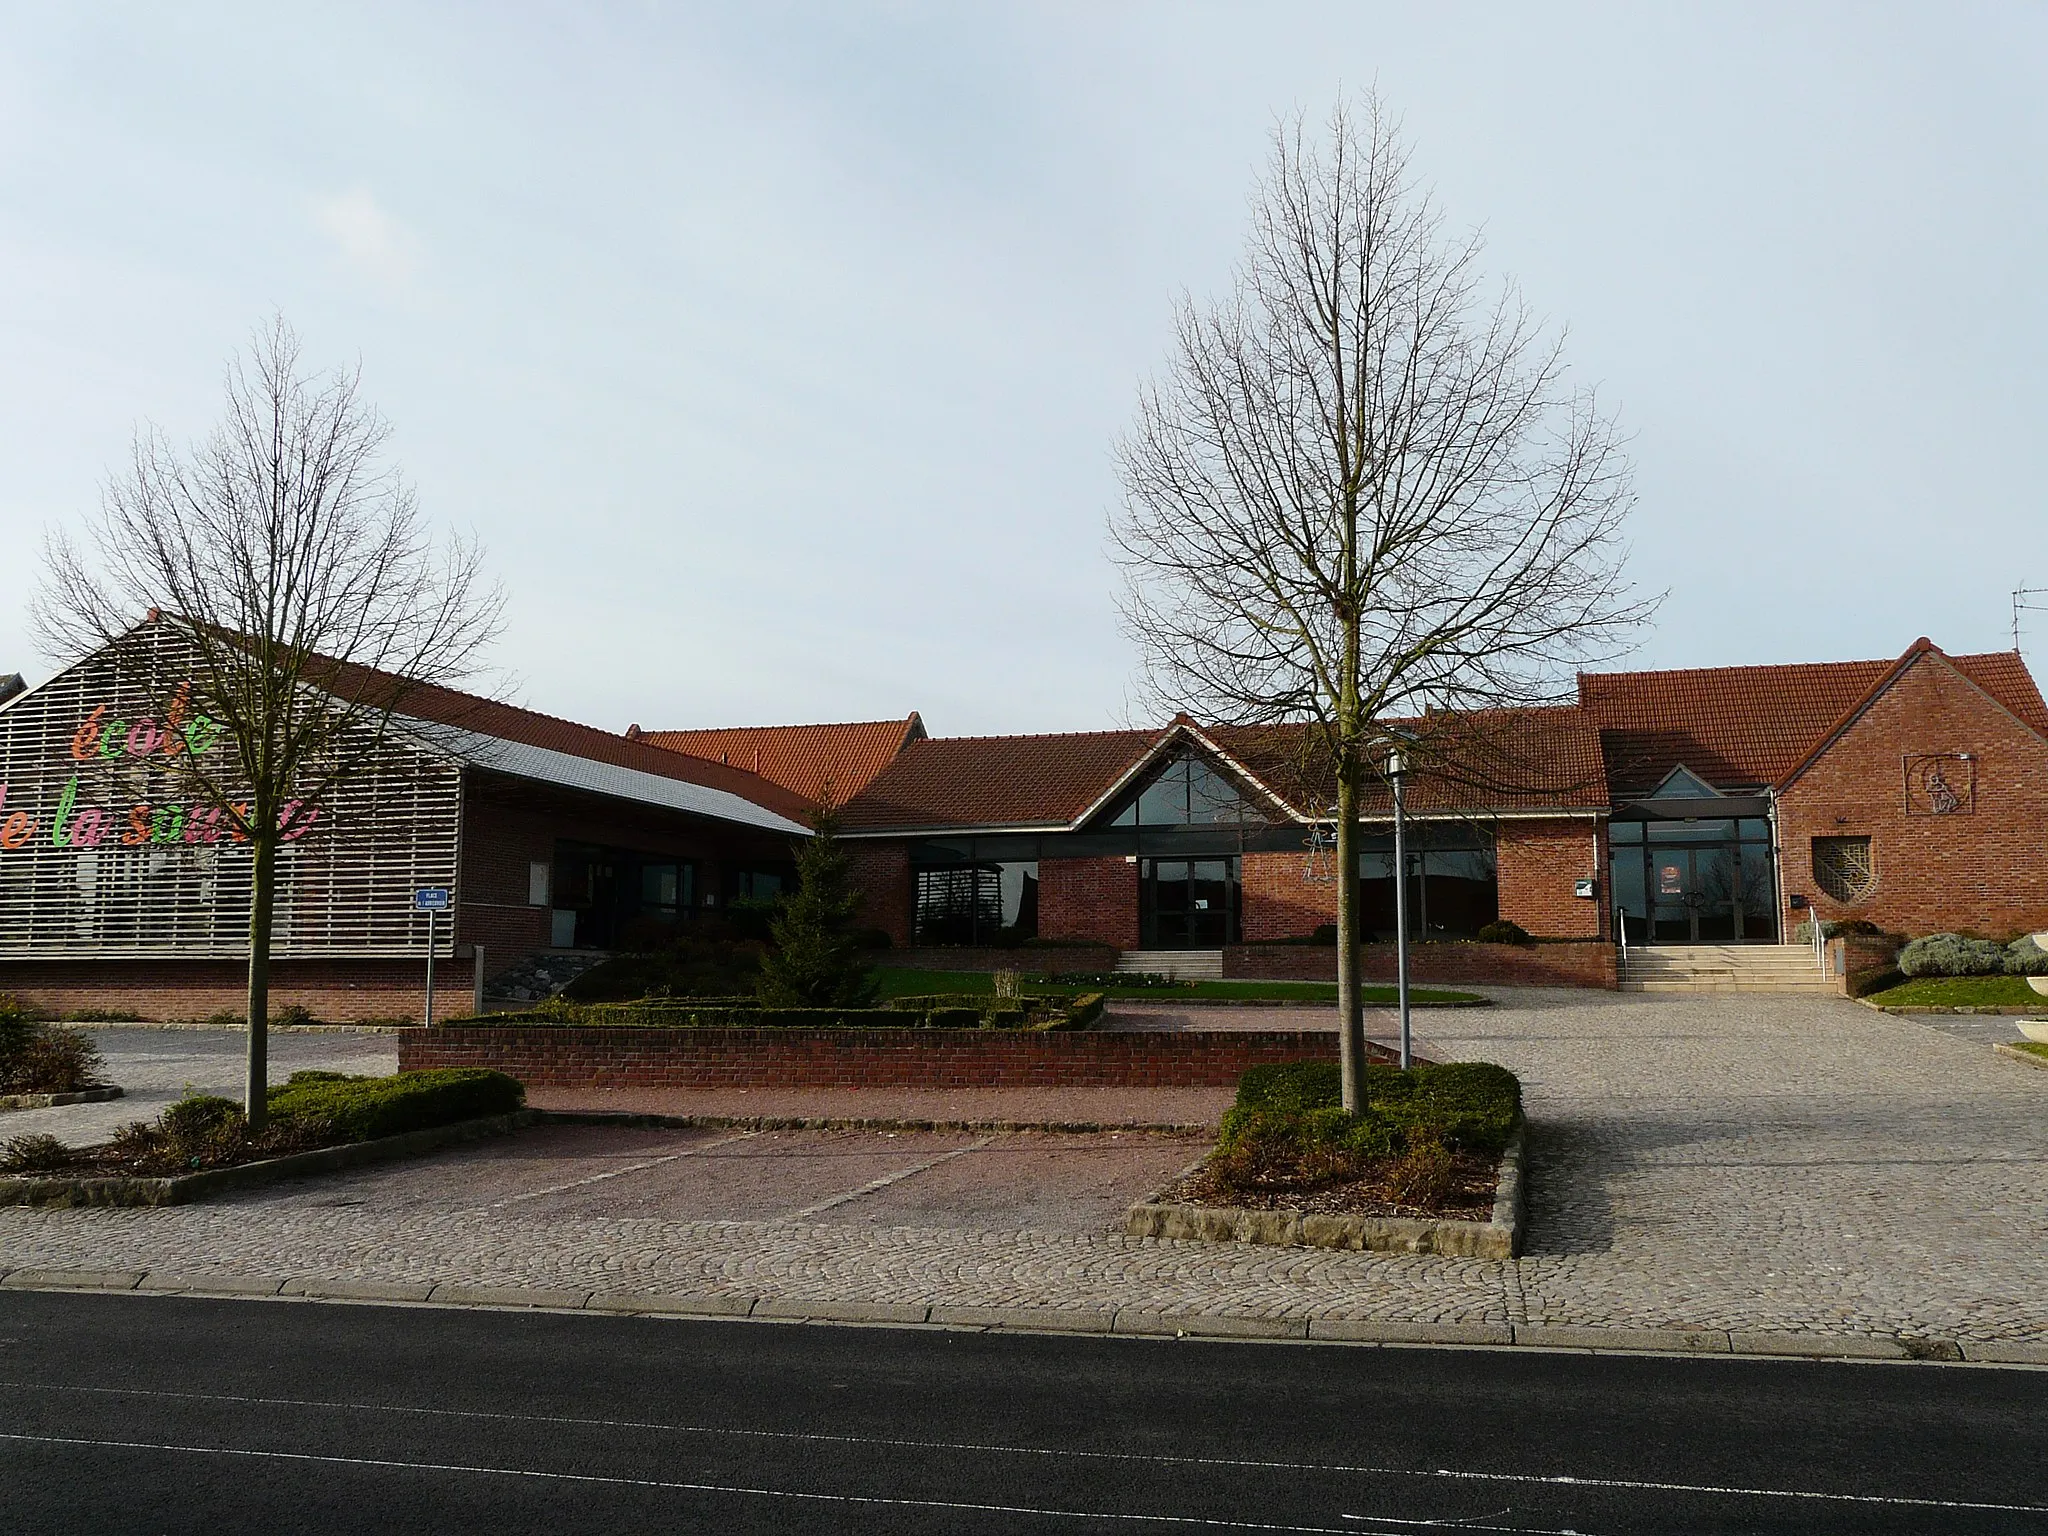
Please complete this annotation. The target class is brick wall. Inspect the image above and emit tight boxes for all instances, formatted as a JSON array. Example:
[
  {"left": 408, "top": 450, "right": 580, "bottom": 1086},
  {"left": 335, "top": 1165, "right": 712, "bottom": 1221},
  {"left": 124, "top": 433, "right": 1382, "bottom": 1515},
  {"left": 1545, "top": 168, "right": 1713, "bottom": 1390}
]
[
  {"left": 0, "top": 958, "right": 485, "bottom": 1023},
  {"left": 1241, "top": 850, "right": 1338, "bottom": 941},
  {"left": 1039, "top": 856, "right": 1140, "bottom": 948},
  {"left": 846, "top": 841, "right": 912, "bottom": 946},
  {"left": 1496, "top": 819, "right": 1606, "bottom": 939},
  {"left": 1778, "top": 655, "right": 2048, "bottom": 938},
  {"left": 885, "top": 946, "right": 1120, "bottom": 973},
  {"left": 399, "top": 1023, "right": 1388, "bottom": 1089},
  {"left": 1225, "top": 939, "right": 1616, "bottom": 988}
]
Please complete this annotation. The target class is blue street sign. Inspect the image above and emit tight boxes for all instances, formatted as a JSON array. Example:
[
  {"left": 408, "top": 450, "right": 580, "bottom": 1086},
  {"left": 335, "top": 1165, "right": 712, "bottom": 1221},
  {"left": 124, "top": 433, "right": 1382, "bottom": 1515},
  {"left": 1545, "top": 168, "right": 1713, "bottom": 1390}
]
[{"left": 413, "top": 887, "right": 452, "bottom": 911}]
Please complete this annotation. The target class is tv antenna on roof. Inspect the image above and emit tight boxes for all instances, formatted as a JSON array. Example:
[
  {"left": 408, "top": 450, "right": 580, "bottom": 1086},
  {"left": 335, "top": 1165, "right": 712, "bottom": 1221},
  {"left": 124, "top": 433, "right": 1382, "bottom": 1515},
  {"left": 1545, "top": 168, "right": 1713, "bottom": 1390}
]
[{"left": 2014, "top": 585, "right": 2048, "bottom": 652}]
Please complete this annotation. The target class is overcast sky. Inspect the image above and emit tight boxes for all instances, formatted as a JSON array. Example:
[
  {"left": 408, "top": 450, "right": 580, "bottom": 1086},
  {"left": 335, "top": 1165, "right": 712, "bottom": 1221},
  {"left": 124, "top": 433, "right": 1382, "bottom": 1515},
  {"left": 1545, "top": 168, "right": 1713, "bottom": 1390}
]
[{"left": 4, "top": 3, "right": 2044, "bottom": 737}]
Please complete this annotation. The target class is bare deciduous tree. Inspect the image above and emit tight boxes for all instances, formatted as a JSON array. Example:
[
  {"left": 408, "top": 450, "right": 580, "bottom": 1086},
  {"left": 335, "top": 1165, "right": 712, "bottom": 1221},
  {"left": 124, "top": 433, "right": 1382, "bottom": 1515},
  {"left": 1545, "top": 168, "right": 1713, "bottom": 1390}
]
[
  {"left": 34, "top": 317, "right": 503, "bottom": 1128},
  {"left": 1113, "top": 98, "right": 1655, "bottom": 1111}
]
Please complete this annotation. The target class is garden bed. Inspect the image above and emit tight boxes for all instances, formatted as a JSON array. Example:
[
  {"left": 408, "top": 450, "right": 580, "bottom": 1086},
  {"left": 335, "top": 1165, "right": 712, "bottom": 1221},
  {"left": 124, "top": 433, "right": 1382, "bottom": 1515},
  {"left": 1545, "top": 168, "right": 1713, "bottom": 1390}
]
[
  {"left": 0, "top": 1068, "right": 525, "bottom": 1199},
  {"left": 1995, "top": 1042, "right": 2048, "bottom": 1072},
  {"left": 1861, "top": 975, "right": 2045, "bottom": 1011},
  {"left": 871, "top": 969, "right": 1488, "bottom": 1006},
  {"left": 1126, "top": 1060, "right": 1524, "bottom": 1256},
  {"left": 468, "top": 992, "right": 1109, "bottom": 1031}
]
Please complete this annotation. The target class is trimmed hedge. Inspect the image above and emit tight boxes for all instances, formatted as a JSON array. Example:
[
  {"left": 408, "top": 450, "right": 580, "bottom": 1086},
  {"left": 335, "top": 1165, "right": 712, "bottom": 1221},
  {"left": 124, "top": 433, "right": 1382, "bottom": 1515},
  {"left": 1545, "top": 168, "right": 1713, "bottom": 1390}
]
[
  {"left": 267, "top": 1068, "right": 525, "bottom": 1142},
  {"left": 1226, "top": 1059, "right": 1522, "bottom": 1160},
  {"left": 466, "top": 993, "right": 1107, "bottom": 1032}
]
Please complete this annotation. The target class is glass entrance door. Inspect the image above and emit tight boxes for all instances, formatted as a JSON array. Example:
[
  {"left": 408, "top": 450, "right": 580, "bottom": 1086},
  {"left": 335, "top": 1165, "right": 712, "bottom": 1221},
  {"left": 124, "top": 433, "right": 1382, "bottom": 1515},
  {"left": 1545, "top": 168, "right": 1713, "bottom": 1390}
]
[
  {"left": 1648, "top": 847, "right": 1741, "bottom": 942},
  {"left": 1141, "top": 857, "right": 1238, "bottom": 948}
]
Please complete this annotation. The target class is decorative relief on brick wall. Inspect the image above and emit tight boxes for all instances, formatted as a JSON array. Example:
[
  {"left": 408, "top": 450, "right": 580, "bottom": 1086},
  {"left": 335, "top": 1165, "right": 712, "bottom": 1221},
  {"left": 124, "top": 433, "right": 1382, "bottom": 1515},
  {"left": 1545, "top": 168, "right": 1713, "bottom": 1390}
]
[
  {"left": 1812, "top": 835, "right": 1876, "bottom": 904},
  {"left": 1301, "top": 820, "right": 1337, "bottom": 885},
  {"left": 1904, "top": 753, "right": 1975, "bottom": 816}
]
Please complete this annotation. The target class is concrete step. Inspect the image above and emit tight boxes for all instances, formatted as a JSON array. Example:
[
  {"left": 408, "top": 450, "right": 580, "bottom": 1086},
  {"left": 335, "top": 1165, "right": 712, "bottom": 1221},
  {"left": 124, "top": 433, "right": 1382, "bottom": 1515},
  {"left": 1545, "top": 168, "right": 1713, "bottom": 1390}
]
[
  {"left": 1623, "top": 979, "right": 1838, "bottom": 993},
  {"left": 1114, "top": 950, "right": 1225, "bottom": 980}
]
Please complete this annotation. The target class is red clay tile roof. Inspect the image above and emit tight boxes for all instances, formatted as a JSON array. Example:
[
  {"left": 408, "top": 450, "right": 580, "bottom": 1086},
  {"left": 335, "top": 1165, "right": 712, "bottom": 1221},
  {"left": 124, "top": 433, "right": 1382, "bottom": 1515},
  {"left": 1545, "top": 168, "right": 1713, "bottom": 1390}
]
[
  {"left": 1578, "top": 645, "right": 2048, "bottom": 794},
  {"left": 640, "top": 715, "right": 923, "bottom": 807},
  {"left": 841, "top": 729, "right": 1160, "bottom": 831},
  {"left": 839, "top": 709, "right": 1609, "bottom": 833}
]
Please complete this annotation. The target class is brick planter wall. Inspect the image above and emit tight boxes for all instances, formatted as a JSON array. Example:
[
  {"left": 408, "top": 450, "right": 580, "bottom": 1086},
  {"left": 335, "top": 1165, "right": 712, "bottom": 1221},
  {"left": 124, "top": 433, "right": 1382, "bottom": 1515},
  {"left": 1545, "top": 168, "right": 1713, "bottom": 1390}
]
[
  {"left": 884, "top": 946, "right": 1121, "bottom": 974},
  {"left": 1225, "top": 940, "right": 1616, "bottom": 989},
  {"left": 400, "top": 1024, "right": 1373, "bottom": 1090},
  {"left": 0, "top": 958, "right": 485, "bottom": 1023}
]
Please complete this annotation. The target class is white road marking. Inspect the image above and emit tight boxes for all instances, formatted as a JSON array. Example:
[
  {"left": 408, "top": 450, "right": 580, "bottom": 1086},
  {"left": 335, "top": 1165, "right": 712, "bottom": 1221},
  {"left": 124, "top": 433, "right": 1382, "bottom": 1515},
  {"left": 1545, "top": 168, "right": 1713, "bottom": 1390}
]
[
  {"left": 2, "top": 1380, "right": 2039, "bottom": 1517},
  {"left": 480, "top": 1130, "right": 762, "bottom": 1210},
  {"left": 785, "top": 1137, "right": 990, "bottom": 1219},
  {"left": 0, "top": 1430, "right": 1566, "bottom": 1533}
]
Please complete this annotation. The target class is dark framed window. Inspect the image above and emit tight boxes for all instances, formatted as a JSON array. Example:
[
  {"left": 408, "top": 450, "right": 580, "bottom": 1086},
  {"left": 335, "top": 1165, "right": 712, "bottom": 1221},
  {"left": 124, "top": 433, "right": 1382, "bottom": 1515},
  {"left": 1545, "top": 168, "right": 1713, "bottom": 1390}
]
[
  {"left": 552, "top": 840, "right": 698, "bottom": 949},
  {"left": 913, "top": 861, "right": 1038, "bottom": 946},
  {"left": 1358, "top": 839, "right": 1499, "bottom": 939}
]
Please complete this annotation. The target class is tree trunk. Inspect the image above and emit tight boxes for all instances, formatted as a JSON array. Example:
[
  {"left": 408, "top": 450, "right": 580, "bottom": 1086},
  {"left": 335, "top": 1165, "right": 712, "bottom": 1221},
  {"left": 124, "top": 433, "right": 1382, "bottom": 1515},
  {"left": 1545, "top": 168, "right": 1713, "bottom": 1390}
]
[
  {"left": 1335, "top": 763, "right": 1366, "bottom": 1114},
  {"left": 244, "top": 832, "right": 277, "bottom": 1133}
]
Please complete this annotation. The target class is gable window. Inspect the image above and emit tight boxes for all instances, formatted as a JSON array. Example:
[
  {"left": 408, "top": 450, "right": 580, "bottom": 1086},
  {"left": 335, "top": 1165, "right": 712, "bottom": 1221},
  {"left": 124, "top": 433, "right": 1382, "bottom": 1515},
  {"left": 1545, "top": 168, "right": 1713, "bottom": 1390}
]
[
  {"left": 1650, "top": 765, "right": 1722, "bottom": 799},
  {"left": 1812, "top": 836, "right": 1875, "bottom": 905},
  {"left": 1111, "top": 754, "right": 1263, "bottom": 827}
]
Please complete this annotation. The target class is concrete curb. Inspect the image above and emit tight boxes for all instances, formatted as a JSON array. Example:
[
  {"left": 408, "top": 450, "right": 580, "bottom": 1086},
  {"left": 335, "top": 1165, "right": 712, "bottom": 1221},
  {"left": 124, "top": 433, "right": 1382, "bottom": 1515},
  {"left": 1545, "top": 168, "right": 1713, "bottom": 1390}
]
[
  {"left": 1122, "top": 1126, "right": 1526, "bottom": 1260},
  {"left": 0, "top": 1265, "right": 2038, "bottom": 1366},
  {"left": 0, "top": 1086, "right": 124, "bottom": 1112},
  {"left": 1993, "top": 1043, "right": 2048, "bottom": 1072},
  {"left": 0, "top": 1110, "right": 540, "bottom": 1208}
]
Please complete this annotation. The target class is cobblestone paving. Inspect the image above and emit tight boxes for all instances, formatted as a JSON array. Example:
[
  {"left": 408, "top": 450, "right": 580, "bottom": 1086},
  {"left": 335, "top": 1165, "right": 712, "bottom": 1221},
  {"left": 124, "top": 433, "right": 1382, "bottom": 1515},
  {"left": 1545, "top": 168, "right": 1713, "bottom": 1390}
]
[{"left": 1, "top": 992, "right": 2043, "bottom": 1343}]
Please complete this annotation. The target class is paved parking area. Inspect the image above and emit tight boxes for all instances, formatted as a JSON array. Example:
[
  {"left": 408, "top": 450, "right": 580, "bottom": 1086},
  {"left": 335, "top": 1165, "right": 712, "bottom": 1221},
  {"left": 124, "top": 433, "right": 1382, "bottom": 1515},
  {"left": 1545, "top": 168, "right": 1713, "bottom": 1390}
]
[{"left": 1, "top": 993, "right": 2044, "bottom": 1346}]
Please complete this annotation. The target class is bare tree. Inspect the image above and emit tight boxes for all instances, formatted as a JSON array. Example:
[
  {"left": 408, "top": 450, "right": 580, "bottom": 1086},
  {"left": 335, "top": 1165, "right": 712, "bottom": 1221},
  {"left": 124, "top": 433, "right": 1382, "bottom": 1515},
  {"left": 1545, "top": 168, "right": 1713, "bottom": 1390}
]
[
  {"left": 34, "top": 317, "right": 503, "bottom": 1129},
  {"left": 1112, "top": 97, "right": 1655, "bottom": 1111}
]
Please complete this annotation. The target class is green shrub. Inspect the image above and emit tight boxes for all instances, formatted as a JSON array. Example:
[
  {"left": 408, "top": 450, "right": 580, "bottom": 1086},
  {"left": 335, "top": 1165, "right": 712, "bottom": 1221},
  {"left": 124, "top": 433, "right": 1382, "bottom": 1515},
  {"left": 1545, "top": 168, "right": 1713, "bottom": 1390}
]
[
  {"left": 1224, "top": 1058, "right": 1521, "bottom": 1161},
  {"left": 62, "top": 1007, "right": 144, "bottom": 1023},
  {"left": 0, "top": 1132, "right": 71, "bottom": 1174},
  {"left": 1475, "top": 919, "right": 1532, "bottom": 946},
  {"left": 0, "top": 1023, "right": 107, "bottom": 1095},
  {"left": 161, "top": 1095, "right": 245, "bottom": 1140},
  {"left": 2003, "top": 934, "right": 2048, "bottom": 975},
  {"left": 1899, "top": 933, "right": 2008, "bottom": 977},
  {"left": 563, "top": 938, "right": 765, "bottom": 1002},
  {"left": 266, "top": 1068, "right": 523, "bottom": 1142}
]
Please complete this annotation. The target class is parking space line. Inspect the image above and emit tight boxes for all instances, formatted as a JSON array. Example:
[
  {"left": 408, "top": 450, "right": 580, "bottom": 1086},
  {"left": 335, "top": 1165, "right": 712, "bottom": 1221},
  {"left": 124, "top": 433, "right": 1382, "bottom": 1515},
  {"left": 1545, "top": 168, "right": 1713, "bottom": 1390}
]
[
  {"left": 786, "top": 1138, "right": 993, "bottom": 1219},
  {"left": 481, "top": 1131, "right": 764, "bottom": 1211}
]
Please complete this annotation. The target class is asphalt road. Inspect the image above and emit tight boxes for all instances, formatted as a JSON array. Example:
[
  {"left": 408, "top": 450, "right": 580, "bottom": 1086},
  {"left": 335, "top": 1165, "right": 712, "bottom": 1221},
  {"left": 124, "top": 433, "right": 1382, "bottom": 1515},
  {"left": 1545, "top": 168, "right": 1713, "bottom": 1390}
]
[{"left": 1, "top": 1291, "right": 2042, "bottom": 1535}]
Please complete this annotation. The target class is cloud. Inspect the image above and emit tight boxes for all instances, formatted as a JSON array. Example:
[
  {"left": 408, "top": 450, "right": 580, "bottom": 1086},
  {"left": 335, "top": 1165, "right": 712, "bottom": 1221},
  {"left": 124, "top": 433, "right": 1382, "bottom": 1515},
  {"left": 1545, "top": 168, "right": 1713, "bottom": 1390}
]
[{"left": 311, "top": 187, "right": 421, "bottom": 290}]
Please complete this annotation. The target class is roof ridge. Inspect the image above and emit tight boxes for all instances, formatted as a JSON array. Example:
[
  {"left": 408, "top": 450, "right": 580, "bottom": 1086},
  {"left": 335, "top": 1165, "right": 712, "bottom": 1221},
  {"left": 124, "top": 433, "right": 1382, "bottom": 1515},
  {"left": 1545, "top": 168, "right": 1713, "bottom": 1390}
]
[{"left": 644, "top": 716, "right": 918, "bottom": 735}]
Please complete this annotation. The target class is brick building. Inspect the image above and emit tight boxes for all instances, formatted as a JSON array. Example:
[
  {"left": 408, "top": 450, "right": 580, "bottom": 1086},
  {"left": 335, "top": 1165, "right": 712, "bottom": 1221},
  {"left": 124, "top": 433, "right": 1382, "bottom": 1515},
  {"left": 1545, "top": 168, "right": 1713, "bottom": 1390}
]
[
  {"left": 648, "top": 638, "right": 2048, "bottom": 968},
  {"left": 0, "top": 619, "right": 812, "bottom": 1021}
]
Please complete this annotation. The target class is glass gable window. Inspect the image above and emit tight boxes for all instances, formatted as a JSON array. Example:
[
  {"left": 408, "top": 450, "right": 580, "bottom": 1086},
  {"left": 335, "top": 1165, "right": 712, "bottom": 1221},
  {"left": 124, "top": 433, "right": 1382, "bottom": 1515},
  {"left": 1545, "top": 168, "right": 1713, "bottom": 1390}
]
[
  {"left": 1111, "top": 755, "right": 1262, "bottom": 827},
  {"left": 1651, "top": 766, "right": 1723, "bottom": 798},
  {"left": 913, "top": 861, "right": 1038, "bottom": 946}
]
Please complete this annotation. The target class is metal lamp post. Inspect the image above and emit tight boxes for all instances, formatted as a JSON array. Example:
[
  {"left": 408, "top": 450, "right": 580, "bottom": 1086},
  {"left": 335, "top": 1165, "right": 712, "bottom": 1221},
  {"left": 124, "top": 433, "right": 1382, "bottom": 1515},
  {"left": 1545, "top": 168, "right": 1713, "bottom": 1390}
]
[{"left": 1385, "top": 745, "right": 1413, "bottom": 1069}]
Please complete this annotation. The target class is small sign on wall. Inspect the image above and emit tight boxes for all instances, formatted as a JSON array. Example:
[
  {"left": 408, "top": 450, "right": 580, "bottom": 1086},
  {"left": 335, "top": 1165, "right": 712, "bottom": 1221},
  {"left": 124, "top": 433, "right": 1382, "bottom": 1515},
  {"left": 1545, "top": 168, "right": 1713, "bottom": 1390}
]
[{"left": 1574, "top": 878, "right": 1596, "bottom": 899}]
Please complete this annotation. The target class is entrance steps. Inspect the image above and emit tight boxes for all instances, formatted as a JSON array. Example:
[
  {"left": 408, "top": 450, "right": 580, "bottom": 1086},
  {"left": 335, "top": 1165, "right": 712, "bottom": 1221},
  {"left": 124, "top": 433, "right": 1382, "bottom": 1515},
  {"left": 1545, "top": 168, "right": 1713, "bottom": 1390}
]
[
  {"left": 1115, "top": 949, "right": 1224, "bottom": 981},
  {"left": 1621, "top": 944, "right": 1835, "bottom": 993}
]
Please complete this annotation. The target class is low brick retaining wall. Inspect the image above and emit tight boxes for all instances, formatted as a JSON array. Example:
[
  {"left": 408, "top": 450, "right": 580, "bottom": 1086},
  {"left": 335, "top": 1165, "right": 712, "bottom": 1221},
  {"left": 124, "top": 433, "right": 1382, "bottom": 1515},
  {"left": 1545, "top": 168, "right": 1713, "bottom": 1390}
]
[
  {"left": 1225, "top": 940, "right": 1616, "bottom": 989},
  {"left": 886, "top": 946, "right": 1120, "bottom": 974},
  {"left": 400, "top": 1025, "right": 1374, "bottom": 1090}
]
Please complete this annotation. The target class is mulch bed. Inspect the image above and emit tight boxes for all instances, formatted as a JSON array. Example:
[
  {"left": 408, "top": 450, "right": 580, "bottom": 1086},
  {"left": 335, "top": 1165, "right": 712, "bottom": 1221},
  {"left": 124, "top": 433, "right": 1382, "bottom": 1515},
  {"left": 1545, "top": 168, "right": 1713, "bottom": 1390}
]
[{"left": 1160, "top": 1151, "right": 1499, "bottom": 1223}]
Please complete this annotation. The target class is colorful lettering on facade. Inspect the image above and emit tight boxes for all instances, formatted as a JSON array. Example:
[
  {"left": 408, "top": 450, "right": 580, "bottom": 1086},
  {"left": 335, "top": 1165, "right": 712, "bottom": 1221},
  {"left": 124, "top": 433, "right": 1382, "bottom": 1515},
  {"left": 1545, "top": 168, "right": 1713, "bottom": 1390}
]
[{"left": 69, "top": 692, "right": 222, "bottom": 763}]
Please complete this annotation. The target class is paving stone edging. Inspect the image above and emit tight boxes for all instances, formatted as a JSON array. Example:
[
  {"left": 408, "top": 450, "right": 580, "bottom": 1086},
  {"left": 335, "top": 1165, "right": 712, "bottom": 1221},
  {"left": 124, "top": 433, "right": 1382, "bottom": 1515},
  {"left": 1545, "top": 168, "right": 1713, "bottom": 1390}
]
[
  {"left": 1122, "top": 1127, "right": 1525, "bottom": 1259},
  {"left": 0, "top": 1111, "right": 539, "bottom": 1207},
  {"left": 0, "top": 1264, "right": 2039, "bottom": 1366},
  {"left": 1993, "top": 1042, "right": 2048, "bottom": 1072},
  {"left": 0, "top": 1085, "right": 124, "bottom": 1112}
]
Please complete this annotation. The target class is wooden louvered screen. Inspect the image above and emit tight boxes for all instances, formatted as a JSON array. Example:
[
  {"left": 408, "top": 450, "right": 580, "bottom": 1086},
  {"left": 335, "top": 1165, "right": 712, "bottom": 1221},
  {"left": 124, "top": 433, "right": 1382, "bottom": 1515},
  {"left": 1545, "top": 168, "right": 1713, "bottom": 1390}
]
[{"left": 0, "top": 630, "right": 462, "bottom": 959}]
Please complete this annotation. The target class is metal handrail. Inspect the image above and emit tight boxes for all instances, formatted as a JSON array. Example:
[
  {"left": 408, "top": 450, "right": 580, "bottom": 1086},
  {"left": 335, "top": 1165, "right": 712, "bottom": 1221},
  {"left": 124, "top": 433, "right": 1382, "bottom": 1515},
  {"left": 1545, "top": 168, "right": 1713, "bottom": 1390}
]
[
  {"left": 1615, "top": 904, "right": 1628, "bottom": 984},
  {"left": 1812, "top": 914, "right": 1828, "bottom": 974}
]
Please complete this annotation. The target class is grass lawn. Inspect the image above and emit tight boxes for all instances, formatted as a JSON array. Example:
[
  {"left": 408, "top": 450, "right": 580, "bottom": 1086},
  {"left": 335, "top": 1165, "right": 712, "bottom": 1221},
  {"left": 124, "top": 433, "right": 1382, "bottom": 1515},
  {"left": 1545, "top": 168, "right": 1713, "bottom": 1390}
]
[
  {"left": 2013, "top": 1041, "right": 2048, "bottom": 1061},
  {"left": 1862, "top": 974, "right": 2046, "bottom": 1009},
  {"left": 870, "top": 967, "right": 1485, "bottom": 1006}
]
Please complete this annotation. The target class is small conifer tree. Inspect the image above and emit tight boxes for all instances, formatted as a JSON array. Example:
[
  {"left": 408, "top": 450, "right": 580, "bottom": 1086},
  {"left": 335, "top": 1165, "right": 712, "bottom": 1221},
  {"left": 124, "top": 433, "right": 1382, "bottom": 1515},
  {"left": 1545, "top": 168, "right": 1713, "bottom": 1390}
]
[{"left": 755, "top": 804, "right": 880, "bottom": 1007}]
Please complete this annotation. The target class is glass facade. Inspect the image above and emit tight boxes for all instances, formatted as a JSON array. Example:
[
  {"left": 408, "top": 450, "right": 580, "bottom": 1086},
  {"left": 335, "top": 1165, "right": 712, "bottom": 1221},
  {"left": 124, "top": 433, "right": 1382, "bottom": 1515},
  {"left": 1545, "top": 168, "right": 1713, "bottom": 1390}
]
[
  {"left": 552, "top": 840, "right": 697, "bottom": 949},
  {"left": 1356, "top": 829, "right": 1499, "bottom": 940},
  {"left": 1140, "top": 856, "right": 1238, "bottom": 947},
  {"left": 912, "top": 858, "right": 1039, "bottom": 946},
  {"left": 1610, "top": 816, "right": 1776, "bottom": 943}
]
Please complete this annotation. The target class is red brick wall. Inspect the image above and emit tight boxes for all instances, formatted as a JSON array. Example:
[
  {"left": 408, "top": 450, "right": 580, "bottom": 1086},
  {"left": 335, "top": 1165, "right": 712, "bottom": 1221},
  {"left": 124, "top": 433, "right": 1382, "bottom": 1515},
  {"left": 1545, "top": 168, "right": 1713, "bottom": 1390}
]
[
  {"left": 1039, "top": 856, "right": 1140, "bottom": 948},
  {"left": 1241, "top": 850, "right": 1338, "bottom": 941},
  {"left": 846, "top": 841, "right": 912, "bottom": 947},
  {"left": 1496, "top": 819, "right": 1606, "bottom": 939},
  {"left": 1225, "top": 940, "right": 1616, "bottom": 988},
  {"left": 1778, "top": 655, "right": 2048, "bottom": 938},
  {"left": 400, "top": 1023, "right": 1391, "bottom": 1089},
  {"left": 0, "top": 958, "right": 483, "bottom": 1023}
]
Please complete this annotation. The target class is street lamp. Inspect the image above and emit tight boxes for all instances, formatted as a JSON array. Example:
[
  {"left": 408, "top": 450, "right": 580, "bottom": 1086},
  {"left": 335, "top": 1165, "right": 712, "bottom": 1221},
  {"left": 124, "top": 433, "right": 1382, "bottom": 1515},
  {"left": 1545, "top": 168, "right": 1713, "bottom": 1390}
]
[{"left": 1384, "top": 744, "right": 1413, "bottom": 1070}]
